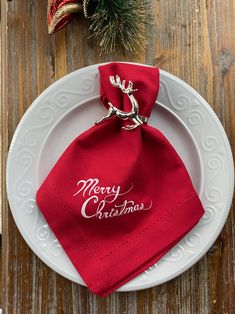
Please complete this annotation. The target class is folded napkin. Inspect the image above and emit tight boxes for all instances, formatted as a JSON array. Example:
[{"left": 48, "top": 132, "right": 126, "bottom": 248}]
[{"left": 36, "top": 62, "right": 204, "bottom": 296}]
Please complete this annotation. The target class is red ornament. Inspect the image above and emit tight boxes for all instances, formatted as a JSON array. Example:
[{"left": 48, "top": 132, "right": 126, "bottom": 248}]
[{"left": 48, "top": 0, "right": 83, "bottom": 34}]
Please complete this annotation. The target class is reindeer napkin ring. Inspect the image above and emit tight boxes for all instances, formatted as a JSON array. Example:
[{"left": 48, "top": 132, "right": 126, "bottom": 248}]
[{"left": 95, "top": 75, "right": 148, "bottom": 130}]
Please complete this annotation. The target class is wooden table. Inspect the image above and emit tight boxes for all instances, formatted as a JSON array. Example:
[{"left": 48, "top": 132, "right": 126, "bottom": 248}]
[{"left": 1, "top": 1, "right": 235, "bottom": 313}]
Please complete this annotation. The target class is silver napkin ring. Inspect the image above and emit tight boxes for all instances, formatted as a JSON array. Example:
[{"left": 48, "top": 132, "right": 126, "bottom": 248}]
[{"left": 95, "top": 75, "right": 148, "bottom": 131}]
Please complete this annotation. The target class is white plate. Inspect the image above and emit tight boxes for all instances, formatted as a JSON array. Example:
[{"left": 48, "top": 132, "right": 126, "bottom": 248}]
[{"left": 7, "top": 63, "right": 234, "bottom": 292}]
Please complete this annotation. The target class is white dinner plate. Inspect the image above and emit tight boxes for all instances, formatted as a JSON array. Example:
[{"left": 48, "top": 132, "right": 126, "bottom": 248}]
[{"left": 7, "top": 63, "right": 234, "bottom": 292}]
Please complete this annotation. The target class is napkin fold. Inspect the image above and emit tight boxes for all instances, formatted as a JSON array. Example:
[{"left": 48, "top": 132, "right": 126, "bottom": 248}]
[{"left": 36, "top": 62, "right": 204, "bottom": 296}]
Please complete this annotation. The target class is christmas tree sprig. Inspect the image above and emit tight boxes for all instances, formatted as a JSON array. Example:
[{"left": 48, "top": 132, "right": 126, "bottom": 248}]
[{"left": 86, "top": 0, "right": 150, "bottom": 53}]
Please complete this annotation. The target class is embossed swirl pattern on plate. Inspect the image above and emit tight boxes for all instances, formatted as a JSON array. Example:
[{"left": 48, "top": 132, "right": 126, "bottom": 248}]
[
  {"left": 24, "top": 106, "right": 55, "bottom": 147},
  {"left": 142, "top": 79, "right": 226, "bottom": 273},
  {"left": 14, "top": 74, "right": 99, "bottom": 257},
  {"left": 54, "top": 76, "right": 99, "bottom": 108},
  {"left": 160, "top": 81, "right": 190, "bottom": 111},
  {"left": 15, "top": 150, "right": 34, "bottom": 199}
]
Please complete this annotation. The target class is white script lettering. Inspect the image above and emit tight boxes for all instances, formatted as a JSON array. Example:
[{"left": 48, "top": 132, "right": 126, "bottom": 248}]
[{"left": 73, "top": 178, "right": 152, "bottom": 219}]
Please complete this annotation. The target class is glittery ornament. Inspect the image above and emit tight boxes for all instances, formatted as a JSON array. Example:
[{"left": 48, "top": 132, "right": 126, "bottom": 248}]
[{"left": 48, "top": 0, "right": 83, "bottom": 34}]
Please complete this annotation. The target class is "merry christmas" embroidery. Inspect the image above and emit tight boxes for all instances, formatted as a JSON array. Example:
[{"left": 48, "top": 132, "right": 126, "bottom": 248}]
[{"left": 73, "top": 178, "right": 152, "bottom": 219}]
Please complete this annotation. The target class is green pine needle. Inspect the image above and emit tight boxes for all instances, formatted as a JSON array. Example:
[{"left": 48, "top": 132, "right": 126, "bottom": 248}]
[{"left": 86, "top": 0, "right": 150, "bottom": 54}]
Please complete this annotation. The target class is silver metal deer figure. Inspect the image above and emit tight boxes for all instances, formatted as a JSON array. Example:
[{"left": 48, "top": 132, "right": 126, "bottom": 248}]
[{"left": 95, "top": 75, "right": 147, "bottom": 130}]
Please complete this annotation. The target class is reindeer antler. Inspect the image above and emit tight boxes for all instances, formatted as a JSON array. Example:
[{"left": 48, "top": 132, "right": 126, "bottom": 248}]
[{"left": 109, "top": 75, "right": 138, "bottom": 95}]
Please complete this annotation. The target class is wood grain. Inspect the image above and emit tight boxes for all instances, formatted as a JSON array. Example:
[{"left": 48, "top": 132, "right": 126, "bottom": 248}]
[{"left": 1, "top": 0, "right": 234, "bottom": 313}]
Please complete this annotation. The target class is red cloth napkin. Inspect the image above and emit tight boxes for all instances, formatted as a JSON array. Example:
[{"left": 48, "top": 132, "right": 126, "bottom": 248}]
[{"left": 36, "top": 62, "right": 204, "bottom": 296}]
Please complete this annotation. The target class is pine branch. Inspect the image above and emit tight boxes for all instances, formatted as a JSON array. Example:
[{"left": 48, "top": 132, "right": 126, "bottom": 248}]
[{"left": 86, "top": 0, "right": 151, "bottom": 54}]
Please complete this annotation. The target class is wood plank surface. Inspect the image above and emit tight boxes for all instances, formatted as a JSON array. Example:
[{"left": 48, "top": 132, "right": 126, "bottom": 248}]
[{"left": 1, "top": 0, "right": 235, "bottom": 313}]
